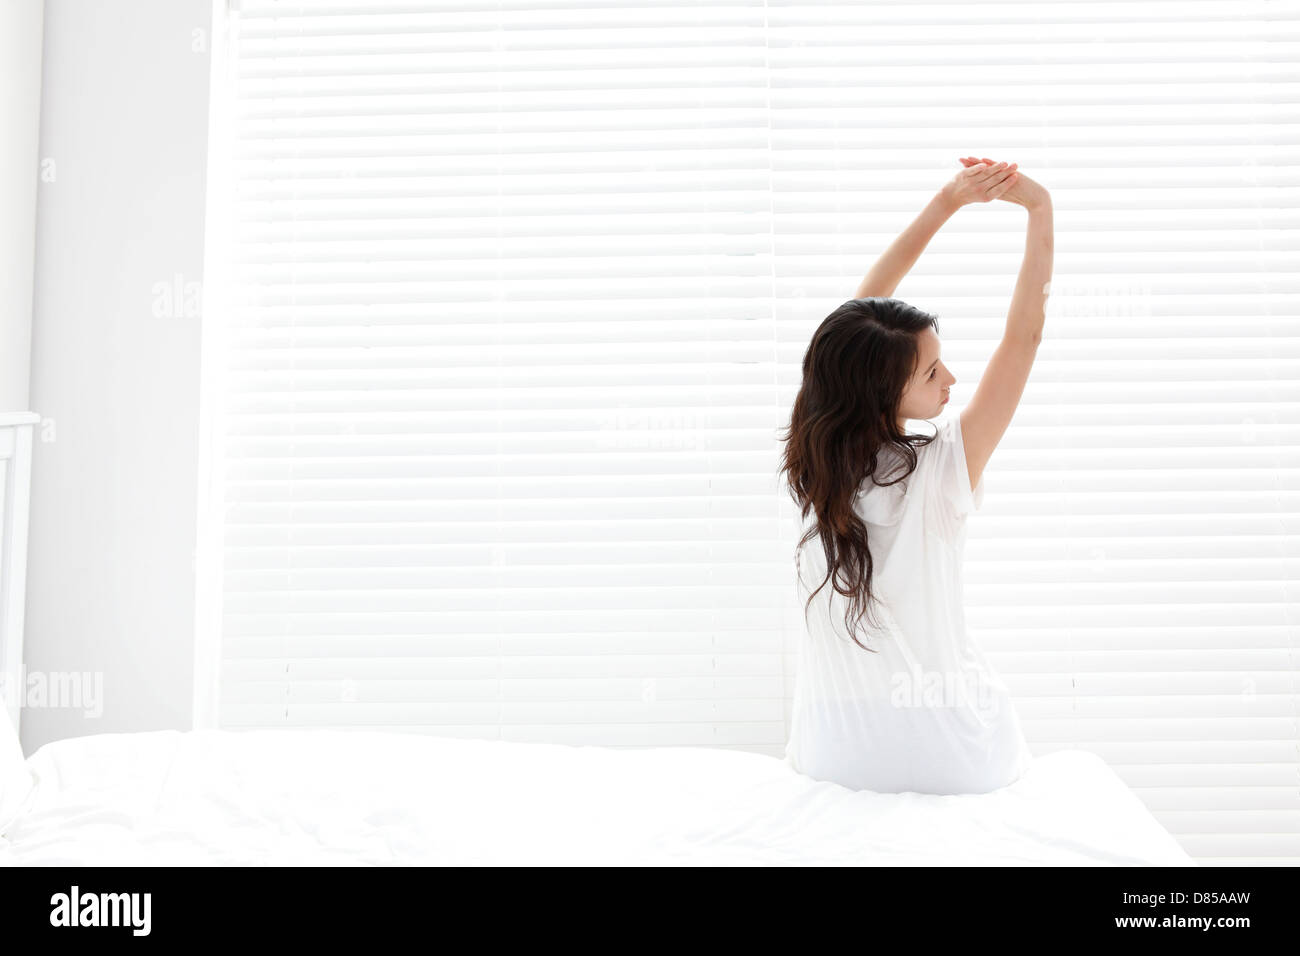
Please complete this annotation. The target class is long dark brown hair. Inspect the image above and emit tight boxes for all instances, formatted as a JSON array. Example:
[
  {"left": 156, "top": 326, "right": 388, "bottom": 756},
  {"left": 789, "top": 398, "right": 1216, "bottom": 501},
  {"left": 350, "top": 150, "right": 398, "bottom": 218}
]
[{"left": 778, "top": 297, "right": 941, "bottom": 651}]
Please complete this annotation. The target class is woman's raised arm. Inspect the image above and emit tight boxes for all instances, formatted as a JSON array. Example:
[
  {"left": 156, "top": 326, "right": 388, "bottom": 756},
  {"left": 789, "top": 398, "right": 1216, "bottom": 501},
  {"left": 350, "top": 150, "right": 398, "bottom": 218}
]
[
  {"left": 959, "top": 163, "right": 1054, "bottom": 494},
  {"left": 853, "top": 161, "right": 1021, "bottom": 299}
]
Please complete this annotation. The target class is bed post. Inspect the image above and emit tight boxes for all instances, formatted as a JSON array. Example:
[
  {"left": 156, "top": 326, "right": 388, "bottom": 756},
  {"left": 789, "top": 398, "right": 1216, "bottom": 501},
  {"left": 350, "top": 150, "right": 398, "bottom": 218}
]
[{"left": 0, "top": 412, "right": 38, "bottom": 735}]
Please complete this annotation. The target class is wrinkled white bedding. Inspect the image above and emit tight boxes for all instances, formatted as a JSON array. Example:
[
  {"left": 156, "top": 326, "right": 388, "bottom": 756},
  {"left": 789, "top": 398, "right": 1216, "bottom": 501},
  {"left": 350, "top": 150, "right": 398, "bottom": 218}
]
[{"left": 0, "top": 729, "right": 1194, "bottom": 866}]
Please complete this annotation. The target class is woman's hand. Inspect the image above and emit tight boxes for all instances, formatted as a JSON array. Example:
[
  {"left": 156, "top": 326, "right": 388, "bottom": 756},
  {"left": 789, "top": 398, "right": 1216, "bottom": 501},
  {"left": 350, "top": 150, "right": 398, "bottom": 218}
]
[
  {"left": 958, "top": 156, "right": 1051, "bottom": 211},
  {"left": 941, "top": 159, "right": 1019, "bottom": 208}
]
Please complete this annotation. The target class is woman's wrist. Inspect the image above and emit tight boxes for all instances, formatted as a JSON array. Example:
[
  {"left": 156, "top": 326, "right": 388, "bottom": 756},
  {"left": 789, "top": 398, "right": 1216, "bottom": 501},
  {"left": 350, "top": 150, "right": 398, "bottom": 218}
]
[{"left": 934, "top": 187, "right": 965, "bottom": 216}]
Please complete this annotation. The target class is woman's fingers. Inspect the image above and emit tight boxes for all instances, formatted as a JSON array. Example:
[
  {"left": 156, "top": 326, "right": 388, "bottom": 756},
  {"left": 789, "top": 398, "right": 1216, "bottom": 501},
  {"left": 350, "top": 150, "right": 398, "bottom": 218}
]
[
  {"left": 975, "top": 161, "right": 1015, "bottom": 185},
  {"left": 954, "top": 157, "right": 1023, "bottom": 203},
  {"left": 960, "top": 156, "right": 1019, "bottom": 171},
  {"left": 976, "top": 167, "right": 1018, "bottom": 201},
  {"left": 990, "top": 172, "right": 1019, "bottom": 198}
]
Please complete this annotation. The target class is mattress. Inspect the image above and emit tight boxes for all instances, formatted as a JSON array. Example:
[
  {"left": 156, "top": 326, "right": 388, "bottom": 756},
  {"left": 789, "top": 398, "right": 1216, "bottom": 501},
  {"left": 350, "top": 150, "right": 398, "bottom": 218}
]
[{"left": 0, "top": 729, "right": 1195, "bottom": 866}]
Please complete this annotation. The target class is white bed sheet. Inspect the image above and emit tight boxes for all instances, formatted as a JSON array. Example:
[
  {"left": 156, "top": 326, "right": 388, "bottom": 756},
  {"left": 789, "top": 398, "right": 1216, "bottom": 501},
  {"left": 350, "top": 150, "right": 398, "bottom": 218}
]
[{"left": 0, "top": 729, "right": 1194, "bottom": 866}]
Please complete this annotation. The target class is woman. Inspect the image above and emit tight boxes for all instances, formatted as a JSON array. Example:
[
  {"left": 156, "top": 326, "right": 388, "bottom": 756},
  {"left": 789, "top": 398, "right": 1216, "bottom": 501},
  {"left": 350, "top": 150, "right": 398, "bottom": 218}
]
[{"left": 779, "top": 158, "right": 1053, "bottom": 795}]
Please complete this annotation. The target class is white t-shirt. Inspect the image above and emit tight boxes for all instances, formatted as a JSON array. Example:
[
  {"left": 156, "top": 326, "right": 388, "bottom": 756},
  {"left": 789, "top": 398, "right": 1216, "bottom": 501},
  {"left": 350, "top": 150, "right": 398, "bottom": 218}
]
[{"left": 784, "top": 413, "right": 1033, "bottom": 795}]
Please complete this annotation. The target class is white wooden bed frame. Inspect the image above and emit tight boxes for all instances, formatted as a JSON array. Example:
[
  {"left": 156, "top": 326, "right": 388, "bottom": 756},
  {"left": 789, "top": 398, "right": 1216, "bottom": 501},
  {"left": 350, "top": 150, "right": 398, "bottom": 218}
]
[{"left": 0, "top": 412, "right": 37, "bottom": 736}]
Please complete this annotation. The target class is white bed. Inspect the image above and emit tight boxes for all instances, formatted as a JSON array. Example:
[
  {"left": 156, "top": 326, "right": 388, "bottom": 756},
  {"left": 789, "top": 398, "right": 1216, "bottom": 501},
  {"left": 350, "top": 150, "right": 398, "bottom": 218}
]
[
  {"left": 0, "top": 413, "right": 1193, "bottom": 868},
  {"left": 1, "top": 726, "right": 1194, "bottom": 866}
]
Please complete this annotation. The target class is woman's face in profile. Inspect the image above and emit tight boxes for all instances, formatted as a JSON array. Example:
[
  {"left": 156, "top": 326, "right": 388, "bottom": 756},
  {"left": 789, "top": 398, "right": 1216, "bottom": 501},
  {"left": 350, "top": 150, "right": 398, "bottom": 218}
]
[{"left": 898, "top": 328, "right": 956, "bottom": 424}]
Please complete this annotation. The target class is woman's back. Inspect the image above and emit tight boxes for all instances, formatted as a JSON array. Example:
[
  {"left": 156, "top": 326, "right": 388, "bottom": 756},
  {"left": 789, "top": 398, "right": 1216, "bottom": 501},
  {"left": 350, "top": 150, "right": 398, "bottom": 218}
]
[{"left": 785, "top": 414, "right": 1033, "bottom": 794}]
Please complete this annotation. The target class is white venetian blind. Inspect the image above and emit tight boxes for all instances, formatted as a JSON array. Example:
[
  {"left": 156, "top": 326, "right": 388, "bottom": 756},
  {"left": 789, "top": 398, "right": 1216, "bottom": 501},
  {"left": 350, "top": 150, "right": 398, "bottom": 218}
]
[
  {"left": 207, "top": 0, "right": 795, "bottom": 755},
  {"left": 204, "top": 0, "right": 1300, "bottom": 866}
]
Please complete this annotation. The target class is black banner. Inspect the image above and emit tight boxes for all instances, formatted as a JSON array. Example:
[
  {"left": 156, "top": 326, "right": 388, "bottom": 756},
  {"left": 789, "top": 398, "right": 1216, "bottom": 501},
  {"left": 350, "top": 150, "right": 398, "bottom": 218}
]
[{"left": 0, "top": 865, "right": 1290, "bottom": 944}]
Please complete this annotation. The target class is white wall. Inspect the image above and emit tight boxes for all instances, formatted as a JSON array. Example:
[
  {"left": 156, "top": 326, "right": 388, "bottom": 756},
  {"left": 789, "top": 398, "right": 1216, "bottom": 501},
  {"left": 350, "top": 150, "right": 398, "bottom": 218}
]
[
  {"left": 0, "top": 0, "right": 44, "bottom": 411},
  {"left": 22, "top": 0, "right": 212, "bottom": 753}
]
